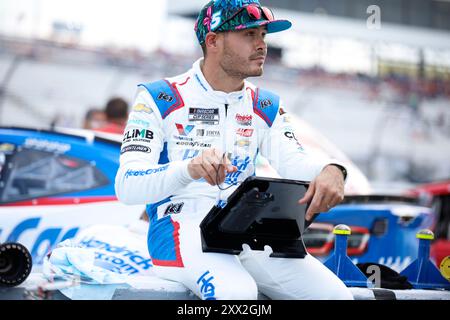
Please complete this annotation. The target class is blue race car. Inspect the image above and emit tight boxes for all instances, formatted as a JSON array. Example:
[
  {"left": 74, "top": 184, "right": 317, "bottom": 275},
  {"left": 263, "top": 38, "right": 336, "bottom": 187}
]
[
  {"left": 0, "top": 127, "right": 143, "bottom": 264},
  {"left": 304, "top": 195, "right": 434, "bottom": 272}
]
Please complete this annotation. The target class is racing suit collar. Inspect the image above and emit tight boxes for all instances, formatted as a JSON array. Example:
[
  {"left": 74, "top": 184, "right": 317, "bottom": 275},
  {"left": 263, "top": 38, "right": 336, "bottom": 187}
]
[{"left": 192, "top": 58, "right": 248, "bottom": 105}]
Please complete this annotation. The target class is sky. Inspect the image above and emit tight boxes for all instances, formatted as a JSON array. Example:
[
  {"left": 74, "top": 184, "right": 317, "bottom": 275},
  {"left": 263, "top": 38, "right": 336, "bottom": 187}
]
[{"left": 0, "top": 0, "right": 168, "bottom": 51}]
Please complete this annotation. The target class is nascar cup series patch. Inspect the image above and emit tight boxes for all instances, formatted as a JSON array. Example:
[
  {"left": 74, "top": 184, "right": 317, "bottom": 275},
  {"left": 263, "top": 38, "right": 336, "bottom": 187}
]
[{"left": 188, "top": 108, "right": 219, "bottom": 125}]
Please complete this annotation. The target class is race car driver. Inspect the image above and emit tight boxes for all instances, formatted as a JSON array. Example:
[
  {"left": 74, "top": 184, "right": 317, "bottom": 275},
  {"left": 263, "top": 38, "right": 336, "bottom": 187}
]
[{"left": 115, "top": 0, "right": 353, "bottom": 300}]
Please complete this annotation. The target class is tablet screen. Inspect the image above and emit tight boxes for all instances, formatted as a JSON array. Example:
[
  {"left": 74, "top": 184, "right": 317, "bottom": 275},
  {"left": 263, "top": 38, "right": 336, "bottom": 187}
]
[{"left": 218, "top": 176, "right": 309, "bottom": 234}]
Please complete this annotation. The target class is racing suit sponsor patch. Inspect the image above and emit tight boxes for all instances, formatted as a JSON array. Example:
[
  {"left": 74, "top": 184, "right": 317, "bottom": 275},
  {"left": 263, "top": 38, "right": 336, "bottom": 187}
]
[
  {"left": 235, "top": 114, "right": 252, "bottom": 126},
  {"left": 132, "top": 103, "right": 153, "bottom": 114},
  {"left": 216, "top": 200, "right": 227, "bottom": 208},
  {"left": 235, "top": 139, "right": 251, "bottom": 147},
  {"left": 174, "top": 135, "right": 194, "bottom": 142},
  {"left": 284, "top": 131, "right": 297, "bottom": 140},
  {"left": 121, "top": 145, "right": 151, "bottom": 154},
  {"left": 260, "top": 98, "right": 273, "bottom": 109},
  {"left": 163, "top": 202, "right": 184, "bottom": 217},
  {"left": 236, "top": 128, "right": 254, "bottom": 137},
  {"left": 123, "top": 129, "right": 154, "bottom": 143},
  {"left": 225, "top": 155, "right": 251, "bottom": 185},
  {"left": 176, "top": 123, "right": 195, "bottom": 136},
  {"left": 188, "top": 108, "right": 219, "bottom": 125},
  {"left": 197, "top": 270, "right": 216, "bottom": 300},
  {"left": 124, "top": 165, "right": 169, "bottom": 178},
  {"left": 175, "top": 141, "right": 212, "bottom": 148},
  {"left": 127, "top": 119, "right": 150, "bottom": 127},
  {"left": 196, "top": 129, "right": 220, "bottom": 137},
  {"left": 284, "top": 131, "right": 304, "bottom": 151},
  {"left": 157, "top": 92, "right": 174, "bottom": 103},
  {"left": 182, "top": 149, "right": 200, "bottom": 160}
]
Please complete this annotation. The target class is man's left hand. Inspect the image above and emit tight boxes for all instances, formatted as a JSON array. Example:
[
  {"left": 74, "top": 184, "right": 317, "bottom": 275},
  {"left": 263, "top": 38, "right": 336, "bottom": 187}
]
[{"left": 298, "top": 165, "right": 345, "bottom": 221}]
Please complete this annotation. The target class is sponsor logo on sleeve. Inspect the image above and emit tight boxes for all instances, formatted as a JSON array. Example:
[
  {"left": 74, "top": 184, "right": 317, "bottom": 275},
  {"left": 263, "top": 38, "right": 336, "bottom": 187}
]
[
  {"left": 127, "top": 119, "right": 150, "bottom": 127},
  {"left": 133, "top": 103, "right": 153, "bottom": 114},
  {"left": 124, "top": 164, "right": 169, "bottom": 178},
  {"left": 188, "top": 108, "right": 219, "bottom": 125},
  {"left": 123, "top": 129, "right": 154, "bottom": 143},
  {"left": 163, "top": 202, "right": 184, "bottom": 217},
  {"left": 120, "top": 145, "right": 151, "bottom": 154},
  {"left": 157, "top": 92, "right": 174, "bottom": 103},
  {"left": 235, "top": 114, "right": 252, "bottom": 126},
  {"left": 260, "top": 99, "right": 273, "bottom": 109}
]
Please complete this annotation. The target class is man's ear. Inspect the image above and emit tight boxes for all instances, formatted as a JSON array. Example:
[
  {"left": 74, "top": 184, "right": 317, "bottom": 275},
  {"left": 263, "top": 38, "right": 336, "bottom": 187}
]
[{"left": 205, "top": 32, "right": 221, "bottom": 53}]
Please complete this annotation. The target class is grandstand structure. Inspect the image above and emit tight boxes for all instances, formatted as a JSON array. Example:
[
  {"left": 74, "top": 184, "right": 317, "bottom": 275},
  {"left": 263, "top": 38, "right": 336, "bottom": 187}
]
[
  {"left": 170, "top": 0, "right": 450, "bottom": 30},
  {"left": 263, "top": 0, "right": 450, "bottom": 31}
]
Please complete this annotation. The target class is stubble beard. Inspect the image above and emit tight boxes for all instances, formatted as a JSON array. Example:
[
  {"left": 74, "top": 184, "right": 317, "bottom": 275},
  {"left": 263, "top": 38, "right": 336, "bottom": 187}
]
[{"left": 220, "top": 46, "right": 264, "bottom": 80}]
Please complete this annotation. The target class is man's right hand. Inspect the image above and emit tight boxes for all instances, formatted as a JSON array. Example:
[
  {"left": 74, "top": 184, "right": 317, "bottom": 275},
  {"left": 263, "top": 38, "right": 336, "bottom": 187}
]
[{"left": 187, "top": 148, "right": 237, "bottom": 186}]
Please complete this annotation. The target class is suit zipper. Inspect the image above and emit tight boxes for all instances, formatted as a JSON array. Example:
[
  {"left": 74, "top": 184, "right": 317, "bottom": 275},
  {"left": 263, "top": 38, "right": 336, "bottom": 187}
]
[{"left": 222, "top": 103, "right": 229, "bottom": 155}]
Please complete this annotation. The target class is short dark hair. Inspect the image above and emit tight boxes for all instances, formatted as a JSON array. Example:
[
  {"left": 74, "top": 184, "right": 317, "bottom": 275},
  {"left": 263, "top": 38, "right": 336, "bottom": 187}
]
[
  {"left": 201, "top": 43, "right": 207, "bottom": 57},
  {"left": 105, "top": 97, "right": 128, "bottom": 120}
]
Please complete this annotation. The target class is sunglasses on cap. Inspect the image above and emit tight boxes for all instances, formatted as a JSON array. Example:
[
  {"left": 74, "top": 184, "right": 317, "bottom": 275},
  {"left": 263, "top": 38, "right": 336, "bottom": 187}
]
[{"left": 214, "top": 4, "right": 275, "bottom": 32}]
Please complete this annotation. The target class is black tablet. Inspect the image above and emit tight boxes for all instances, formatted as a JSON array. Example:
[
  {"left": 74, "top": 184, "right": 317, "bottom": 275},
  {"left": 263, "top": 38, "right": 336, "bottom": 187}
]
[
  {"left": 219, "top": 176, "right": 309, "bottom": 234},
  {"left": 200, "top": 176, "right": 311, "bottom": 258}
]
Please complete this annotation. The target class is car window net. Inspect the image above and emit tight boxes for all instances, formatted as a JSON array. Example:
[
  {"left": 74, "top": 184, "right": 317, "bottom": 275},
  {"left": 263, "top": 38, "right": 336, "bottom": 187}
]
[{"left": 0, "top": 148, "right": 108, "bottom": 203}]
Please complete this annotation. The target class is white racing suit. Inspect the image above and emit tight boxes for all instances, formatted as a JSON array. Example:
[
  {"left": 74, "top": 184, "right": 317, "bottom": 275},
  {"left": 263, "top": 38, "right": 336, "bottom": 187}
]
[{"left": 115, "top": 58, "right": 353, "bottom": 300}]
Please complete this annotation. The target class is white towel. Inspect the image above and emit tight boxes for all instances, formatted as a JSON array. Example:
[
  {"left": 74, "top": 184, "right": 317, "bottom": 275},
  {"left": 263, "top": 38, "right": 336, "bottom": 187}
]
[{"left": 43, "top": 239, "right": 127, "bottom": 284}]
